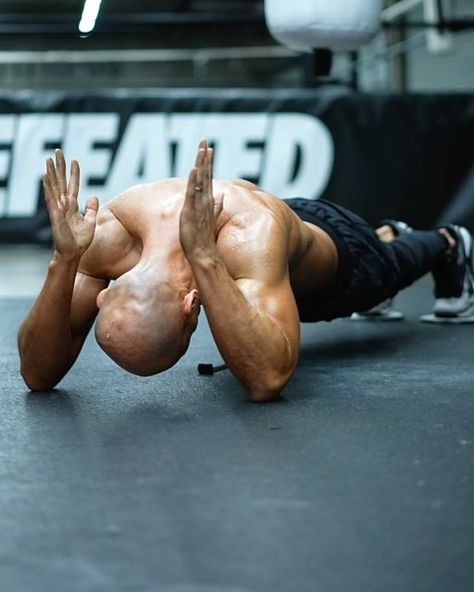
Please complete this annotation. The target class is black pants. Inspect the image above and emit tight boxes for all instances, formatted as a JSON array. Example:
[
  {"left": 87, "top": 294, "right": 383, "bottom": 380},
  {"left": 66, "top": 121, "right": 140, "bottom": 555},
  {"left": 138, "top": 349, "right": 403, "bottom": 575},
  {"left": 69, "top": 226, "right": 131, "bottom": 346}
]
[{"left": 284, "top": 198, "right": 449, "bottom": 322}]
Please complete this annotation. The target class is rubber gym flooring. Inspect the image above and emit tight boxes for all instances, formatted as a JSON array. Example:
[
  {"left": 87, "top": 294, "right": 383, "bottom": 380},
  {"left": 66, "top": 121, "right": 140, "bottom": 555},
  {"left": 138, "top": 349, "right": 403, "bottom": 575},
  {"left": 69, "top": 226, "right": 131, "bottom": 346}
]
[{"left": 0, "top": 255, "right": 472, "bottom": 592}]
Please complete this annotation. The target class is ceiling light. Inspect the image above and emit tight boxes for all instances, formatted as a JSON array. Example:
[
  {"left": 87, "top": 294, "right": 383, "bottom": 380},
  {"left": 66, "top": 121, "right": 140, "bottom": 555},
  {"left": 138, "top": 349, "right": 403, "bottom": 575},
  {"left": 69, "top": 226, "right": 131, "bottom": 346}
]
[{"left": 79, "top": 0, "right": 103, "bottom": 34}]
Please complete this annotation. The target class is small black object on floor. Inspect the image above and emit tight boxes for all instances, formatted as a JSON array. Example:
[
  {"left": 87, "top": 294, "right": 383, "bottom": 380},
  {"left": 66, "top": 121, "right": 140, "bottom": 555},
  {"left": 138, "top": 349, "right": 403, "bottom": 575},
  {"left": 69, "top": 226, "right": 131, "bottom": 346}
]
[{"left": 0, "top": 278, "right": 472, "bottom": 592}]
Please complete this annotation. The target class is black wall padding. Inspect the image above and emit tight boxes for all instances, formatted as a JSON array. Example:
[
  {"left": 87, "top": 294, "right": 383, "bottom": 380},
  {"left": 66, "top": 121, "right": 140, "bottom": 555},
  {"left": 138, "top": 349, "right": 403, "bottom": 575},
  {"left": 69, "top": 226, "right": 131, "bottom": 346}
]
[{"left": 0, "top": 89, "right": 472, "bottom": 243}]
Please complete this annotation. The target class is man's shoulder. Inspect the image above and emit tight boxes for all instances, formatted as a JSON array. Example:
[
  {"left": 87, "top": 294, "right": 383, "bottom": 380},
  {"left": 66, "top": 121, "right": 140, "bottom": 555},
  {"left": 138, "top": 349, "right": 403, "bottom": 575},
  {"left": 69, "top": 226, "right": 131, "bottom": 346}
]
[
  {"left": 216, "top": 187, "right": 296, "bottom": 273},
  {"left": 220, "top": 184, "right": 293, "bottom": 236},
  {"left": 78, "top": 207, "right": 138, "bottom": 280}
]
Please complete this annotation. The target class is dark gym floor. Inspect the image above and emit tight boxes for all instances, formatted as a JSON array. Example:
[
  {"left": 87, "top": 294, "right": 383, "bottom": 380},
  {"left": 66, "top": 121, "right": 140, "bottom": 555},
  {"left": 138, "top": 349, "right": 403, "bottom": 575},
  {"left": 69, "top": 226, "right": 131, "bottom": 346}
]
[{"left": 0, "top": 278, "right": 472, "bottom": 592}]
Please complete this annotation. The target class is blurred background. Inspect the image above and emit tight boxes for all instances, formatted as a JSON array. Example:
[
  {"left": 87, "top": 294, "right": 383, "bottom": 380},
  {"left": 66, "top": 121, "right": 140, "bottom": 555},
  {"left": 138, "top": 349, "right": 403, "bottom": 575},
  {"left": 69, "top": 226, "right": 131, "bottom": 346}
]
[
  {"left": 0, "top": 0, "right": 473, "bottom": 296},
  {"left": 0, "top": 0, "right": 472, "bottom": 91}
]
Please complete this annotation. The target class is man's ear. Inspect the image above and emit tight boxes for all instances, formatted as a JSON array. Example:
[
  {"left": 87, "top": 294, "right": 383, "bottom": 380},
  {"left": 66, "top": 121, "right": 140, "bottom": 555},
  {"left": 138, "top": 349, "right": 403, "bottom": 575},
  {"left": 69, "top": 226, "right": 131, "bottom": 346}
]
[
  {"left": 96, "top": 288, "right": 110, "bottom": 309},
  {"left": 183, "top": 289, "right": 200, "bottom": 316}
]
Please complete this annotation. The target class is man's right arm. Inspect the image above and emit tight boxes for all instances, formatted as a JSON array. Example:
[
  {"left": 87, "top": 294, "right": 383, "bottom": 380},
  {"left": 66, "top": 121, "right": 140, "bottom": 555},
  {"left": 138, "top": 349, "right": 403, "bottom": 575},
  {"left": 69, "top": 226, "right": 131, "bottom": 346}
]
[
  {"left": 18, "top": 149, "right": 102, "bottom": 391},
  {"left": 18, "top": 260, "right": 106, "bottom": 391}
]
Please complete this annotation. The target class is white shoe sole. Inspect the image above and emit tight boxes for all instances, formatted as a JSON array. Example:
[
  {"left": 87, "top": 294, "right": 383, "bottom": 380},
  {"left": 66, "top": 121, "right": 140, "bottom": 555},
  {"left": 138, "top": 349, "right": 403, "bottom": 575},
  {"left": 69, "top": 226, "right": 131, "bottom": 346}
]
[
  {"left": 420, "top": 312, "right": 474, "bottom": 324},
  {"left": 350, "top": 310, "right": 405, "bottom": 321}
]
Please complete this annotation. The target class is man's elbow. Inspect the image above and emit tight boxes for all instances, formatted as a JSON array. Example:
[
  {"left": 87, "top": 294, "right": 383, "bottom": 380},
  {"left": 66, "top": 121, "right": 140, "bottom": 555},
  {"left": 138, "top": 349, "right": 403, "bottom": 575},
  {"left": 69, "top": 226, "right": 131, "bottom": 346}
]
[
  {"left": 247, "top": 371, "right": 290, "bottom": 403},
  {"left": 249, "top": 389, "right": 280, "bottom": 403},
  {"left": 22, "top": 377, "right": 57, "bottom": 392},
  {"left": 20, "top": 366, "right": 58, "bottom": 392}
]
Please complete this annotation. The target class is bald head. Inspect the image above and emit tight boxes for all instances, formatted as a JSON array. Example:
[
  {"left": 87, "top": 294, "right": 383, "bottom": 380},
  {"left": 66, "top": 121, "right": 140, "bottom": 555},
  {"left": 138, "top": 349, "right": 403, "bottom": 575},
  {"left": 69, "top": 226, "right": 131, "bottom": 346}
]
[{"left": 95, "top": 275, "right": 199, "bottom": 376}]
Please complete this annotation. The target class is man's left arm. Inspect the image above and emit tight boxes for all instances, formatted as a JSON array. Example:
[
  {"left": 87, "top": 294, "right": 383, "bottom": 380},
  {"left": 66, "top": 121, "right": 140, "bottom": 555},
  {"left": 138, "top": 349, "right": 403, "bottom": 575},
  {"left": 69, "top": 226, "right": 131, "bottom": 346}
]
[{"left": 180, "top": 141, "right": 300, "bottom": 402}]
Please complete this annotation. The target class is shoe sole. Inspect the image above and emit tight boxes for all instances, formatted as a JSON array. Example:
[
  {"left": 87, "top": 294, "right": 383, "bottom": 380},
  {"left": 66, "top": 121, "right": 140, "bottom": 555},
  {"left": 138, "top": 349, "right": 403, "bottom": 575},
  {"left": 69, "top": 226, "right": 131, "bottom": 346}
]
[
  {"left": 350, "top": 311, "right": 405, "bottom": 321},
  {"left": 420, "top": 312, "right": 474, "bottom": 324}
]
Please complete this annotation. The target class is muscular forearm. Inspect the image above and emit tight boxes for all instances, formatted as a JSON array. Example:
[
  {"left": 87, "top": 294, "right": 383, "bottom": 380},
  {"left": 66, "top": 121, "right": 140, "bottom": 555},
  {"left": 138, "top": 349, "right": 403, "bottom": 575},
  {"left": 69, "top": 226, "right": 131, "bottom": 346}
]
[
  {"left": 18, "top": 253, "right": 81, "bottom": 390},
  {"left": 189, "top": 253, "right": 298, "bottom": 401}
]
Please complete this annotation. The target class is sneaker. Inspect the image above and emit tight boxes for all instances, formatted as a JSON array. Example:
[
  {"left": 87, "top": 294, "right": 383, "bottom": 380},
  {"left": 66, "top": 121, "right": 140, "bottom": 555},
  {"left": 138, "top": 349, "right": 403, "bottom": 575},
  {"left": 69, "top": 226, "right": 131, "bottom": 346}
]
[
  {"left": 432, "top": 225, "right": 474, "bottom": 318},
  {"left": 351, "top": 298, "right": 404, "bottom": 321}
]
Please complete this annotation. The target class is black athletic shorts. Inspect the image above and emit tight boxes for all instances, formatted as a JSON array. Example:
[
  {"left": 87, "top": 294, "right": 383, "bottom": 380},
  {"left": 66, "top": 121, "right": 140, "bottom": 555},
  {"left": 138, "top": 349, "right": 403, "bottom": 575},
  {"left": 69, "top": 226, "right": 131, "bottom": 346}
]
[{"left": 284, "top": 198, "right": 401, "bottom": 322}]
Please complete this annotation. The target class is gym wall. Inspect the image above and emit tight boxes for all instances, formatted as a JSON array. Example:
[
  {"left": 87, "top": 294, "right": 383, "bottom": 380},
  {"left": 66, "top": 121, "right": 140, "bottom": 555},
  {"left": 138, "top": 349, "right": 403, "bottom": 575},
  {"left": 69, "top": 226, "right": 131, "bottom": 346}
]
[
  {"left": 0, "top": 89, "right": 472, "bottom": 243},
  {"left": 406, "top": 0, "right": 474, "bottom": 92},
  {"left": 0, "top": 1, "right": 473, "bottom": 244}
]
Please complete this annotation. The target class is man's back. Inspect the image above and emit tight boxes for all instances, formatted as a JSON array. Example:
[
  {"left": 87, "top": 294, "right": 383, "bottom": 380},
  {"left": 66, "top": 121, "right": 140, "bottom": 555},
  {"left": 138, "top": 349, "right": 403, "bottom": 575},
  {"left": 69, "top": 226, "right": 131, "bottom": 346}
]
[{"left": 79, "top": 177, "right": 339, "bottom": 310}]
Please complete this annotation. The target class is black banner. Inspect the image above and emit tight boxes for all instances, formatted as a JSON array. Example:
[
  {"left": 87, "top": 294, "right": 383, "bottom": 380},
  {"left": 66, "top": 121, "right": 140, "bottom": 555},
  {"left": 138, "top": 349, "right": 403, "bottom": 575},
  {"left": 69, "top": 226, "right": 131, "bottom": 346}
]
[{"left": 0, "top": 89, "right": 473, "bottom": 243}]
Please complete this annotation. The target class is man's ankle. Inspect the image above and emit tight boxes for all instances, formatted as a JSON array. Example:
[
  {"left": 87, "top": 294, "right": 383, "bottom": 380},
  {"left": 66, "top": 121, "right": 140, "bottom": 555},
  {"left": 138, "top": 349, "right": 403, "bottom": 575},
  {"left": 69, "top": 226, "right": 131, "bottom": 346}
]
[{"left": 438, "top": 228, "right": 456, "bottom": 252}]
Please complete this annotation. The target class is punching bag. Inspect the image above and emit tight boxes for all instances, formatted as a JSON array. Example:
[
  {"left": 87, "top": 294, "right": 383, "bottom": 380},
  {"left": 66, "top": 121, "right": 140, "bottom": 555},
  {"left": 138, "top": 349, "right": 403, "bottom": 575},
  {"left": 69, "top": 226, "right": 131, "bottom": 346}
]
[{"left": 264, "top": 0, "right": 384, "bottom": 51}]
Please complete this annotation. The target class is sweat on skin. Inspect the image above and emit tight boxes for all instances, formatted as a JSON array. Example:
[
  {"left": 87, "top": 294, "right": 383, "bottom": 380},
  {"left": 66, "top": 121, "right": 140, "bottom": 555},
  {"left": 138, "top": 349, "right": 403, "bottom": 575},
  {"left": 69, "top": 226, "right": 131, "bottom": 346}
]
[{"left": 18, "top": 140, "right": 342, "bottom": 401}]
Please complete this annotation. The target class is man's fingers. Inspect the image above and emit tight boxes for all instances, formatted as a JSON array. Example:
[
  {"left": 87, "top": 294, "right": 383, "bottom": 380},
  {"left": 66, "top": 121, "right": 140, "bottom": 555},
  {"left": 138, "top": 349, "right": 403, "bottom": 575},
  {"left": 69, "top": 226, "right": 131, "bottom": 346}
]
[
  {"left": 84, "top": 196, "right": 99, "bottom": 221},
  {"left": 194, "top": 146, "right": 213, "bottom": 194},
  {"left": 194, "top": 143, "right": 206, "bottom": 168},
  {"left": 185, "top": 167, "right": 199, "bottom": 203},
  {"left": 42, "top": 174, "right": 56, "bottom": 210},
  {"left": 207, "top": 147, "right": 213, "bottom": 175},
  {"left": 203, "top": 147, "right": 213, "bottom": 193},
  {"left": 196, "top": 156, "right": 206, "bottom": 194},
  {"left": 55, "top": 149, "right": 68, "bottom": 194},
  {"left": 46, "top": 157, "right": 59, "bottom": 194},
  {"left": 187, "top": 141, "right": 214, "bottom": 207},
  {"left": 68, "top": 159, "right": 80, "bottom": 198}
]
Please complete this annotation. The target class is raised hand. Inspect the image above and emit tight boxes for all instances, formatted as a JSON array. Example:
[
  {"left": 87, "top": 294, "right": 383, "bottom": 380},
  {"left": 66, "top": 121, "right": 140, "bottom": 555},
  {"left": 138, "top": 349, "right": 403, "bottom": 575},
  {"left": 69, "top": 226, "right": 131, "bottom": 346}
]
[
  {"left": 179, "top": 139, "right": 224, "bottom": 261},
  {"left": 42, "top": 149, "right": 99, "bottom": 259}
]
